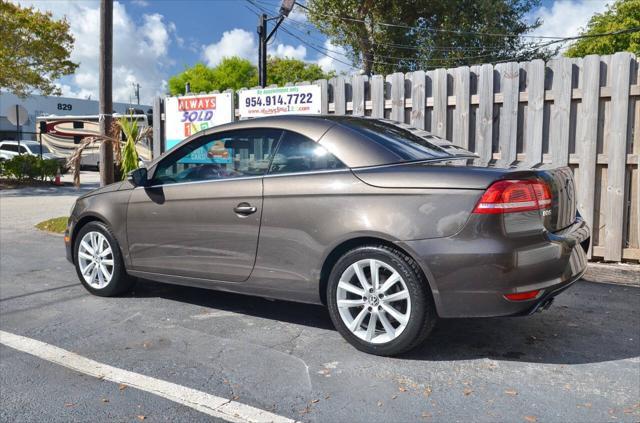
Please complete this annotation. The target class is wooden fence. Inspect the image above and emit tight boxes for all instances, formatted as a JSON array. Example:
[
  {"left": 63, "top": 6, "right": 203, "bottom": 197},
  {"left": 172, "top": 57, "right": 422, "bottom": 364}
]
[{"left": 155, "top": 53, "right": 640, "bottom": 262}]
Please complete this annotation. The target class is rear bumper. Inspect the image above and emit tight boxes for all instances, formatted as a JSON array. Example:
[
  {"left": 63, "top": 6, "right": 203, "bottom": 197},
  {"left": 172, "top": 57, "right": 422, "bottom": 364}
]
[{"left": 399, "top": 215, "right": 590, "bottom": 318}]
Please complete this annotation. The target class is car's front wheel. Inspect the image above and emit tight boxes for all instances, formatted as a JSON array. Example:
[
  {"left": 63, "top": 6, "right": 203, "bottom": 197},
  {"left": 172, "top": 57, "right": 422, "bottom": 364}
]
[
  {"left": 74, "top": 221, "right": 135, "bottom": 296},
  {"left": 327, "top": 245, "right": 436, "bottom": 356}
]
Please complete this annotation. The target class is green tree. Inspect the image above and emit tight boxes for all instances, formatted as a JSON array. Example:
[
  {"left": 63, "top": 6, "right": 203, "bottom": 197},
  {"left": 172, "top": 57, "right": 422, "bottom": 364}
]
[
  {"left": 168, "top": 57, "right": 334, "bottom": 95},
  {"left": 266, "top": 57, "right": 335, "bottom": 86},
  {"left": 565, "top": 0, "right": 640, "bottom": 57},
  {"left": 169, "top": 58, "right": 256, "bottom": 95},
  {"left": 210, "top": 56, "right": 258, "bottom": 91},
  {"left": 168, "top": 63, "right": 217, "bottom": 95},
  {"left": 0, "top": 2, "right": 77, "bottom": 96},
  {"left": 305, "top": 0, "right": 553, "bottom": 74}
]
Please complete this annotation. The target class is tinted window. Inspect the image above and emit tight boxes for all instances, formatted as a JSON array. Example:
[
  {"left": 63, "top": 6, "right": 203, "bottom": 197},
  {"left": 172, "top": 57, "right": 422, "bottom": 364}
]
[
  {"left": 269, "top": 131, "right": 345, "bottom": 174},
  {"left": 341, "top": 118, "right": 451, "bottom": 163},
  {"left": 18, "top": 146, "right": 28, "bottom": 154},
  {"left": 28, "top": 144, "right": 51, "bottom": 154},
  {"left": 153, "top": 128, "right": 282, "bottom": 185},
  {"left": 0, "top": 144, "right": 18, "bottom": 152}
]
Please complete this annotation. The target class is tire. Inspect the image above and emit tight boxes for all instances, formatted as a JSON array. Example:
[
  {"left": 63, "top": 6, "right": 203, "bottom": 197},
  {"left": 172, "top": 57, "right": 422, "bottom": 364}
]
[
  {"left": 327, "top": 245, "right": 436, "bottom": 356},
  {"left": 74, "top": 221, "right": 135, "bottom": 297}
]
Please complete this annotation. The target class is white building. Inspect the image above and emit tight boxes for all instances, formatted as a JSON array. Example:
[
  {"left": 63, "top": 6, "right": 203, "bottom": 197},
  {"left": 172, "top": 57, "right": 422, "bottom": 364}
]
[{"left": 0, "top": 91, "right": 151, "bottom": 140}]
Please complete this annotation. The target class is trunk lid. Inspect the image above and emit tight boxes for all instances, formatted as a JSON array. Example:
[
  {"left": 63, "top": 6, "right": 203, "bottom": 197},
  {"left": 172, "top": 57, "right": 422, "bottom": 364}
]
[
  {"left": 353, "top": 161, "right": 577, "bottom": 233},
  {"left": 535, "top": 166, "right": 577, "bottom": 232}
]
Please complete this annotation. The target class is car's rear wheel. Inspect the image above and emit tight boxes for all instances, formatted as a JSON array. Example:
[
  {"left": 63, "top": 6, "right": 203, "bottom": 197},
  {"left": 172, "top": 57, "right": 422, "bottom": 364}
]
[
  {"left": 327, "top": 245, "right": 436, "bottom": 356},
  {"left": 74, "top": 221, "right": 135, "bottom": 296}
]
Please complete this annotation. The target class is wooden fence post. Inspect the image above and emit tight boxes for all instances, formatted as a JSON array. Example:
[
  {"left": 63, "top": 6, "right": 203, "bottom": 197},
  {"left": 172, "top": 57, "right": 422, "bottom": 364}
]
[
  {"left": 351, "top": 74, "right": 367, "bottom": 117},
  {"left": 525, "top": 59, "right": 545, "bottom": 167},
  {"left": 550, "top": 58, "right": 572, "bottom": 166},
  {"left": 475, "top": 64, "right": 494, "bottom": 166},
  {"left": 432, "top": 68, "right": 447, "bottom": 138},
  {"left": 605, "top": 52, "right": 632, "bottom": 261},
  {"left": 452, "top": 66, "right": 470, "bottom": 149},
  {"left": 576, "top": 55, "right": 601, "bottom": 258},
  {"left": 497, "top": 62, "right": 519, "bottom": 167},
  {"left": 370, "top": 75, "right": 385, "bottom": 119},
  {"left": 387, "top": 72, "right": 405, "bottom": 123},
  {"left": 410, "top": 70, "right": 426, "bottom": 130}
]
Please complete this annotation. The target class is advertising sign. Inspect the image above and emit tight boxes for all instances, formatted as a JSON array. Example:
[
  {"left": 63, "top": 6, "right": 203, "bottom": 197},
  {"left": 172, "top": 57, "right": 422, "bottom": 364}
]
[
  {"left": 164, "top": 93, "right": 233, "bottom": 150},
  {"left": 238, "top": 84, "right": 322, "bottom": 119}
]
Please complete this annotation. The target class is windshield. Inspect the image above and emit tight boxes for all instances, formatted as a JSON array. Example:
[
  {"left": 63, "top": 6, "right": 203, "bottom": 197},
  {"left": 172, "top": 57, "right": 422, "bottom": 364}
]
[
  {"left": 28, "top": 144, "right": 51, "bottom": 154},
  {"left": 339, "top": 118, "right": 455, "bottom": 163}
]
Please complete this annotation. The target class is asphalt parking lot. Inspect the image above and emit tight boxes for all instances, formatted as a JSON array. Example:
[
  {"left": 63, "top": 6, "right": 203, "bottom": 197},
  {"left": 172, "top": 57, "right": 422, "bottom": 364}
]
[{"left": 1, "top": 179, "right": 639, "bottom": 422}]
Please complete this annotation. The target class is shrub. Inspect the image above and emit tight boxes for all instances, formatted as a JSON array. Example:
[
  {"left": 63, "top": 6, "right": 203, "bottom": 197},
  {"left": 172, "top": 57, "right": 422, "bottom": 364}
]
[
  {"left": 39, "top": 158, "right": 59, "bottom": 181},
  {"left": 0, "top": 155, "right": 60, "bottom": 181}
]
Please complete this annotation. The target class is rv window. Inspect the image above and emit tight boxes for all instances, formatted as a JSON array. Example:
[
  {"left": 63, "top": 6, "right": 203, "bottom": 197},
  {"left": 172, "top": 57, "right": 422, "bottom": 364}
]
[{"left": 73, "top": 121, "right": 84, "bottom": 129}]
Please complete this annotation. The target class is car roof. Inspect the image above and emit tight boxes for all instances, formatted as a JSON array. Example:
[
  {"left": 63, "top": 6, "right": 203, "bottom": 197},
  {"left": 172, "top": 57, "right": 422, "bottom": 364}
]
[
  {"left": 149, "top": 115, "right": 464, "bottom": 169},
  {"left": 152, "top": 115, "right": 390, "bottom": 168}
]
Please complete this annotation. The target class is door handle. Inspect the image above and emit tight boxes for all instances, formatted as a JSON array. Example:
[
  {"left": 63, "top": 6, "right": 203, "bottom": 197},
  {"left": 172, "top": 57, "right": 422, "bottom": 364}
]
[{"left": 234, "top": 202, "right": 257, "bottom": 216}]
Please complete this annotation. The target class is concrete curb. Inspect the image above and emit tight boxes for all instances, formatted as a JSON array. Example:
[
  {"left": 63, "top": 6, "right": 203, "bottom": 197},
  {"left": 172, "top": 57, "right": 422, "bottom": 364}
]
[{"left": 582, "top": 263, "right": 640, "bottom": 287}]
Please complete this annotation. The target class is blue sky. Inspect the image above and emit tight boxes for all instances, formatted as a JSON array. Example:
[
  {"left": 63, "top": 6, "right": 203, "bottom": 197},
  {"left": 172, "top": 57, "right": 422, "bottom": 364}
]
[{"left": 16, "top": 0, "right": 612, "bottom": 104}]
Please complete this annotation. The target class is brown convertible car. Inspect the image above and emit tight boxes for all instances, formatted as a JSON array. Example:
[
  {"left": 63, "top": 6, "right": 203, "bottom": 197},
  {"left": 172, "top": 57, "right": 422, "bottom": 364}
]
[{"left": 65, "top": 116, "right": 590, "bottom": 356}]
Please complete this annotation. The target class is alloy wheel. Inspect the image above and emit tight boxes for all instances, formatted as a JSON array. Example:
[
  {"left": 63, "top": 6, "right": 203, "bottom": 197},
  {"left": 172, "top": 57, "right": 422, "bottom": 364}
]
[
  {"left": 77, "top": 231, "right": 114, "bottom": 289},
  {"left": 336, "top": 259, "right": 411, "bottom": 344}
]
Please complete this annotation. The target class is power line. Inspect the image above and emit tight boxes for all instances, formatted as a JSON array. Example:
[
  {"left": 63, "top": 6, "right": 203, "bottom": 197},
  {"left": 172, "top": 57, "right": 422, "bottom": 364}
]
[
  {"left": 287, "top": 1, "right": 569, "bottom": 39},
  {"left": 248, "top": 0, "right": 640, "bottom": 72},
  {"left": 287, "top": 0, "right": 640, "bottom": 42},
  {"left": 283, "top": 16, "right": 529, "bottom": 53},
  {"left": 250, "top": 0, "right": 536, "bottom": 69},
  {"left": 281, "top": 19, "right": 544, "bottom": 64}
]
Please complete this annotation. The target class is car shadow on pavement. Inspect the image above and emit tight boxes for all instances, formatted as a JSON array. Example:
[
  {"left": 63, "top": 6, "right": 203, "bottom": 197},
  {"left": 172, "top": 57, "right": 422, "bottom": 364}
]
[
  {"left": 132, "top": 279, "right": 639, "bottom": 365},
  {"left": 132, "top": 279, "right": 336, "bottom": 331}
]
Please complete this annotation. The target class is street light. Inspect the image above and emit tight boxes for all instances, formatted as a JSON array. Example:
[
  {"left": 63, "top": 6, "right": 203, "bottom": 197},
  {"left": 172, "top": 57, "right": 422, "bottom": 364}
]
[{"left": 257, "top": 0, "right": 297, "bottom": 87}]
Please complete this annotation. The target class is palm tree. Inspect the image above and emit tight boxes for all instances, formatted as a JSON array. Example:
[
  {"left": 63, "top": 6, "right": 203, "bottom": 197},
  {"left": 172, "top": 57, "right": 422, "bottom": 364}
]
[{"left": 66, "top": 116, "right": 152, "bottom": 186}]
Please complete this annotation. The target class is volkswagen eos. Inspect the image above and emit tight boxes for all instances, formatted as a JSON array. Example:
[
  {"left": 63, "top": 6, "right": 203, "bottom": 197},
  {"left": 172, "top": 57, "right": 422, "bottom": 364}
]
[{"left": 65, "top": 116, "right": 590, "bottom": 356}]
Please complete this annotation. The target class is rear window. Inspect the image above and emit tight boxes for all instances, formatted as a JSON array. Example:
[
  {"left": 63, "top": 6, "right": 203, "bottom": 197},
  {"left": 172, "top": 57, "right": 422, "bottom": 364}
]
[
  {"left": 341, "top": 118, "right": 452, "bottom": 162},
  {"left": 28, "top": 144, "right": 51, "bottom": 154}
]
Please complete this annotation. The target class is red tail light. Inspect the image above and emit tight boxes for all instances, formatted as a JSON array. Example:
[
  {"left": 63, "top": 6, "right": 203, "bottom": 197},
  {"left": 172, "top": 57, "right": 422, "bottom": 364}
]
[
  {"left": 473, "top": 179, "right": 552, "bottom": 214},
  {"left": 504, "top": 290, "right": 541, "bottom": 301}
]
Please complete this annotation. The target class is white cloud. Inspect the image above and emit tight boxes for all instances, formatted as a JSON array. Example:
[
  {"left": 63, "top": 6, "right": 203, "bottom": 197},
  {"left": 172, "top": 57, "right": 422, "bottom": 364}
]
[
  {"left": 203, "top": 28, "right": 257, "bottom": 66},
  {"left": 529, "top": 0, "right": 612, "bottom": 51},
  {"left": 268, "top": 44, "right": 307, "bottom": 60},
  {"left": 317, "top": 40, "right": 354, "bottom": 74},
  {"left": 131, "top": 0, "right": 149, "bottom": 6},
  {"left": 15, "top": 0, "right": 177, "bottom": 104},
  {"left": 202, "top": 28, "right": 309, "bottom": 66}
]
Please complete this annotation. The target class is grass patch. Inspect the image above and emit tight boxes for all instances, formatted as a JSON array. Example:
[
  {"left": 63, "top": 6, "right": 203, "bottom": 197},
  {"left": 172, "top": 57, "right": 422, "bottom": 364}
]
[{"left": 35, "top": 216, "right": 68, "bottom": 234}]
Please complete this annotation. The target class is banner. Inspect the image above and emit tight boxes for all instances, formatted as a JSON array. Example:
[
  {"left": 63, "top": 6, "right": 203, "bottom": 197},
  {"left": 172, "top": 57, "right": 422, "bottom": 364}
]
[
  {"left": 164, "top": 93, "right": 234, "bottom": 150},
  {"left": 238, "top": 85, "right": 322, "bottom": 119}
]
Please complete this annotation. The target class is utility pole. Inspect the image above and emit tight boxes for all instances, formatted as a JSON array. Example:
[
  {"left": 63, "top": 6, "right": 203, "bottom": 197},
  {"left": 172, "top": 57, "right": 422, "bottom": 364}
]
[
  {"left": 99, "top": 0, "right": 114, "bottom": 186},
  {"left": 257, "top": 0, "right": 294, "bottom": 87},
  {"left": 257, "top": 13, "right": 267, "bottom": 87},
  {"left": 133, "top": 83, "right": 140, "bottom": 105}
]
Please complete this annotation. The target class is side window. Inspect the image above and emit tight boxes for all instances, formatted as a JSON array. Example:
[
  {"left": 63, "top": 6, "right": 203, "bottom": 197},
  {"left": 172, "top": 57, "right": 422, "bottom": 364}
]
[
  {"left": 152, "top": 128, "right": 282, "bottom": 185},
  {"left": 19, "top": 146, "right": 28, "bottom": 154},
  {"left": 269, "top": 131, "right": 345, "bottom": 175},
  {"left": 2, "top": 145, "right": 18, "bottom": 152}
]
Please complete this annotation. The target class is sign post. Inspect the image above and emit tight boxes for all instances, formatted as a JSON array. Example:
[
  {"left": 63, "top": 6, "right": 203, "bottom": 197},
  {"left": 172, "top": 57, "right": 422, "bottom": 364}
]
[{"left": 5, "top": 104, "right": 29, "bottom": 152}]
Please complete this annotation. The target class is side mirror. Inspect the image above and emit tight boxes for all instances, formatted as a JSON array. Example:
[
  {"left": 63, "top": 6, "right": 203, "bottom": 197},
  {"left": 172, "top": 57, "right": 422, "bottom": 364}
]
[{"left": 127, "top": 167, "right": 148, "bottom": 187}]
